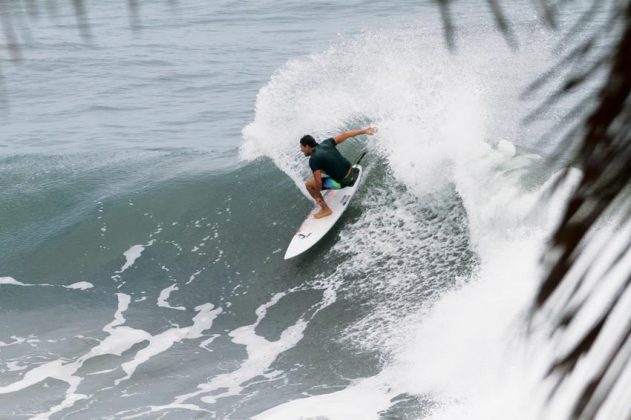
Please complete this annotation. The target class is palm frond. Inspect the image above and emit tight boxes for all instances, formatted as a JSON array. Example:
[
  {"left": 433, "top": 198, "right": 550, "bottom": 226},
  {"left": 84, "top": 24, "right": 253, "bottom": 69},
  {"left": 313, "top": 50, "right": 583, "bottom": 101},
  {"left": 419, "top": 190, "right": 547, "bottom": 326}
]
[
  {"left": 0, "top": 1, "right": 22, "bottom": 61},
  {"left": 435, "top": 0, "right": 456, "bottom": 51},
  {"left": 528, "top": 1, "right": 631, "bottom": 418},
  {"left": 71, "top": 0, "right": 91, "bottom": 40},
  {"left": 127, "top": 0, "right": 141, "bottom": 32},
  {"left": 435, "top": 0, "right": 631, "bottom": 418}
]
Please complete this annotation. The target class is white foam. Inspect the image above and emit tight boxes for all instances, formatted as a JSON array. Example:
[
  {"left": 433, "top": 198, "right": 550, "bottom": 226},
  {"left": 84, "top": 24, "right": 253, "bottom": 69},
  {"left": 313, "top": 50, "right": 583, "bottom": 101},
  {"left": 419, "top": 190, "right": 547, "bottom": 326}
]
[
  {"left": 157, "top": 284, "right": 186, "bottom": 311},
  {"left": 254, "top": 374, "right": 394, "bottom": 420},
  {"left": 0, "top": 292, "right": 225, "bottom": 418},
  {"left": 6, "top": 361, "right": 28, "bottom": 372},
  {"left": 0, "top": 294, "right": 145, "bottom": 418},
  {"left": 0, "top": 359, "right": 89, "bottom": 419},
  {"left": 0, "top": 277, "right": 56, "bottom": 288},
  {"left": 86, "top": 368, "right": 119, "bottom": 376},
  {"left": 115, "top": 303, "right": 222, "bottom": 385},
  {"left": 186, "top": 269, "right": 203, "bottom": 285},
  {"left": 496, "top": 139, "right": 516, "bottom": 156},
  {"left": 0, "top": 277, "right": 28, "bottom": 286},
  {"left": 117, "top": 240, "right": 155, "bottom": 274},
  {"left": 385, "top": 147, "right": 576, "bottom": 419},
  {"left": 64, "top": 282, "right": 94, "bottom": 290},
  {"left": 260, "top": 249, "right": 548, "bottom": 419},
  {"left": 129, "top": 285, "right": 337, "bottom": 417},
  {"left": 200, "top": 334, "right": 220, "bottom": 351},
  {"left": 170, "top": 292, "right": 299, "bottom": 404},
  {"left": 0, "top": 336, "right": 27, "bottom": 348}
]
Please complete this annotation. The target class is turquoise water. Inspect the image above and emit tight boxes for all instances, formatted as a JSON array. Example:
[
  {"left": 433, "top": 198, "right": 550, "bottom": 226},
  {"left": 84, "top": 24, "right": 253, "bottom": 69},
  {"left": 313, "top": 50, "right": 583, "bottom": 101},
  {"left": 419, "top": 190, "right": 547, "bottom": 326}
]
[{"left": 0, "top": 1, "right": 606, "bottom": 419}]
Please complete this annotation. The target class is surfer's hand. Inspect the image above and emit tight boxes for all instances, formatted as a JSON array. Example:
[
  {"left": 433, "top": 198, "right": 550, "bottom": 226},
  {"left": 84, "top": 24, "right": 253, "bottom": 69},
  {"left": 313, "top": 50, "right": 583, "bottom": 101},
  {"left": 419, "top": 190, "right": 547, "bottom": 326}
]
[{"left": 335, "top": 127, "right": 377, "bottom": 144}]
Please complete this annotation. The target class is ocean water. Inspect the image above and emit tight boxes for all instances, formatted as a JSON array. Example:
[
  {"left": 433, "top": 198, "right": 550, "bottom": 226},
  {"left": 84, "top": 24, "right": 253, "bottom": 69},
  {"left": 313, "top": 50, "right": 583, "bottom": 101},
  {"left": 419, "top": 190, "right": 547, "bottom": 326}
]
[{"left": 0, "top": 1, "right": 613, "bottom": 419}]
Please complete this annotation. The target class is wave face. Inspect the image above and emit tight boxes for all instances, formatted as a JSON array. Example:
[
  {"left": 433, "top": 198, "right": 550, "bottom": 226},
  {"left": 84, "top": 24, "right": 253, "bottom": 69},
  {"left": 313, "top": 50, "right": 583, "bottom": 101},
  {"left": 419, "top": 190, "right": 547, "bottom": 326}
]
[
  {"left": 0, "top": 1, "right": 605, "bottom": 419},
  {"left": 241, "top": 23, "right": 583, "bottom": 420}
]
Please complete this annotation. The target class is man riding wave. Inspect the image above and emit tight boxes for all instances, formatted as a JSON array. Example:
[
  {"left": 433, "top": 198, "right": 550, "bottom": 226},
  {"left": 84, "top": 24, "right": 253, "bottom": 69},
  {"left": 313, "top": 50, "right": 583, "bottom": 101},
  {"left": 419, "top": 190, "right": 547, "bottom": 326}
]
[{"left": 300, "top": 126, "right": 377, "bottom": 219}]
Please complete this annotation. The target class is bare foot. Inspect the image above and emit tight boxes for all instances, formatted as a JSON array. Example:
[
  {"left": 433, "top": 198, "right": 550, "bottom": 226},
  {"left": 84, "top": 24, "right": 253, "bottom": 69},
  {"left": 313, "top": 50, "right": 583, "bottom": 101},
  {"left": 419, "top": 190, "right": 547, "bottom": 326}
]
[{"left": 314, "top": 208, "right": 333, "bottom": 219}]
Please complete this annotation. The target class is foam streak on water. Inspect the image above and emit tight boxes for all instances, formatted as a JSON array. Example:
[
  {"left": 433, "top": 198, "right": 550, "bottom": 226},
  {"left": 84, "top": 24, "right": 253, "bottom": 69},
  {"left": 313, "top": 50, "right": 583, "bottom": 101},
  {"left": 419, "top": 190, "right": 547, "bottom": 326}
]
[
  {"left": 113, "top": 282, "right": 339, "bottom": 418},
  {"left": 0, "top": 293, "right": 223, "bottom": 419}
]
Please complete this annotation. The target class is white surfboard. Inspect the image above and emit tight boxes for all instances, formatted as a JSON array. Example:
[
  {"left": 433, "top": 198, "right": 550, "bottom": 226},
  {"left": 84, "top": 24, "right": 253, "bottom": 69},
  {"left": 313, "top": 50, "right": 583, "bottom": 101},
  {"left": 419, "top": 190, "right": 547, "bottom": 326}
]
[{"left": 284, "top": 164, "right": 363, "bottom": 260}]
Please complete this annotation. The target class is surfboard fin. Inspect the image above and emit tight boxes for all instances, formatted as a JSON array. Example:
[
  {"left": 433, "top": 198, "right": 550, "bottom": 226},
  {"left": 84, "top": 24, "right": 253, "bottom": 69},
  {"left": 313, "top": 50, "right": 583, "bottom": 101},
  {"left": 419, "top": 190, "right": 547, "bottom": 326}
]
[{"left": 355, "top": 151, "right": 367, "bottom": 165}]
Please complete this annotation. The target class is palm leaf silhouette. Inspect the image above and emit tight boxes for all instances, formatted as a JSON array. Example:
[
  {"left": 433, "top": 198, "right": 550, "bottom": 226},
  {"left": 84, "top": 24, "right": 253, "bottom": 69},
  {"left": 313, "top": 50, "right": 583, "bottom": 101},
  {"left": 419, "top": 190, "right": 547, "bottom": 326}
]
[{"left": 435, "top": 1, "right": 631, "bottom": 418}]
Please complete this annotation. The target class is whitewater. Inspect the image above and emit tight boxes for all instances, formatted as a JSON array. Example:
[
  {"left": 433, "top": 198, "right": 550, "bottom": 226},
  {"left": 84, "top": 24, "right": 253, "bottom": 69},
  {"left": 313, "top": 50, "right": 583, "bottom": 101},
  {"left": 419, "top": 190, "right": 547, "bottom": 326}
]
[{"left": 241, "top": 24, "right": 580, "bottom": 418}]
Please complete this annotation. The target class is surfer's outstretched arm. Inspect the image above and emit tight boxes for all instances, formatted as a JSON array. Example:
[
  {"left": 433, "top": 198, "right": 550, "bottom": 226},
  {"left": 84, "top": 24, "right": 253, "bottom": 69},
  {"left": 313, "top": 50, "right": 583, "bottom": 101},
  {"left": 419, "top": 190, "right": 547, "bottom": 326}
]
[{"left": 333, "top": 127, "right": 377, "bottom": 144}]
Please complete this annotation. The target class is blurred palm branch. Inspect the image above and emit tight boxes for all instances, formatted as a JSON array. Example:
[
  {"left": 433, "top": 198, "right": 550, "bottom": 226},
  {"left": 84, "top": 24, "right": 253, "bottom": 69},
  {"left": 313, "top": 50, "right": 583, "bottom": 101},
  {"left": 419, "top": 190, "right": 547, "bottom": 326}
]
[{"left": 436, "top": 0, "right": 631, "bottom": 418}]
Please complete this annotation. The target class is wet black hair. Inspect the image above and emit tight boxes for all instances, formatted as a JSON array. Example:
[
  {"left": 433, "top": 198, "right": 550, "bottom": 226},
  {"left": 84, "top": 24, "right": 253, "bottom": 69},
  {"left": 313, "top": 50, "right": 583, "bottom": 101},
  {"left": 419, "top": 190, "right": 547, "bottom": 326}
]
[{"left": 300, "top": 135, "right": 318, "bottom": 148}]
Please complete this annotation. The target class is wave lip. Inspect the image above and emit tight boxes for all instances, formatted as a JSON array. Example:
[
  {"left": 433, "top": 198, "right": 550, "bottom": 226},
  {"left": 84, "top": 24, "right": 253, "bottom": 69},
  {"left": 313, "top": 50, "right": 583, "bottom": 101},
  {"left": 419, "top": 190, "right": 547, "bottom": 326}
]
[{"left": 241, "top": 27, "right": 487, "bottom": 199}]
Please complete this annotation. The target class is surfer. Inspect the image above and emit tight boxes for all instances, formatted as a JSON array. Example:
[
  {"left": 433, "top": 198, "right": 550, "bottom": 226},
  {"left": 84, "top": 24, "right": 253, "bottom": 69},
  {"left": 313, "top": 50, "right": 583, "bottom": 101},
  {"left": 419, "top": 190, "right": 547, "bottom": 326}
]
[{"left": 300, "top": 127, "right": 377, "bottom": 218}]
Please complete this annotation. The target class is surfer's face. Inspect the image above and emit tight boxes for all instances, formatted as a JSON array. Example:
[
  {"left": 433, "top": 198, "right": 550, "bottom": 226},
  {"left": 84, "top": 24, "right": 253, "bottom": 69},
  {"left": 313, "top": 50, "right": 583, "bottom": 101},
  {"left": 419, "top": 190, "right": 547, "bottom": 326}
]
[{"left": 301, "top": 144, "right": 313, "bottom": 156}]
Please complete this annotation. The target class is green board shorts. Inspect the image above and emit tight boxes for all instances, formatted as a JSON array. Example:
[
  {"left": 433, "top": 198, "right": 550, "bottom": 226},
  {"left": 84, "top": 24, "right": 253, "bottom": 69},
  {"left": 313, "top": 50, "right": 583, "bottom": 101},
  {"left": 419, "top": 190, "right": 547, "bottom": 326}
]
[{"left": 321, "top": 167, "right": 358, "bottom": 190}]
